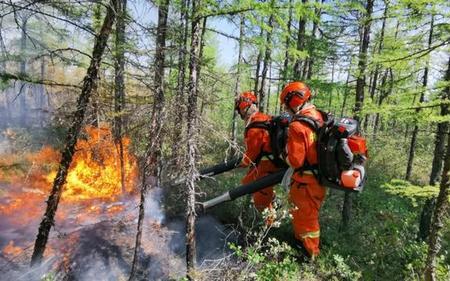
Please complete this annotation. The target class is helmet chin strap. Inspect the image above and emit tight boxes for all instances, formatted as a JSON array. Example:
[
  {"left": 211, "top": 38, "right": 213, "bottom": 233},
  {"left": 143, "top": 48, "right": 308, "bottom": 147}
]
[
  {"left": 243, "top": 105, "right": 252, "bottom": 120},
  {"left": 239, "top": 103, "right": 257, "bottom": 120},
  {"left": 238, "top": 110, "right": 246, "bottom": 120},
  {"left": 294, "top": 101, "right": 307, "bottom": 114}
]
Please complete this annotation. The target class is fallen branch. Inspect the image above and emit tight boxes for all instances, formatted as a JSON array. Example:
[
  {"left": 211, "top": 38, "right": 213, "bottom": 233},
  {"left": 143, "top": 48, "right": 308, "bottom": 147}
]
[{"left": 0, "top": 72, "right": 81, "bottom": 89}]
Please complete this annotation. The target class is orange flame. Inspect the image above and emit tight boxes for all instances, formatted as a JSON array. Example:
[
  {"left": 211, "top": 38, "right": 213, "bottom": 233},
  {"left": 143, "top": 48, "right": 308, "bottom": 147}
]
[
  {"left": 0, "top": 126, "right": 139, "bottom": 260},
  {"left": 2, "top": 241, "right": 23, "bottom": 258},
  {"left": 0, "top": 125, "right": 138, "bottom": 219},
  {"left": 44, "top": 126, "right": 138, "bottom": 201}
]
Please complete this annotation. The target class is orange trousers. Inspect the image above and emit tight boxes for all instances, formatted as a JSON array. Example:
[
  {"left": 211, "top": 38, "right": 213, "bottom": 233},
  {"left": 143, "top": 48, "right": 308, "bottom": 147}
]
[
  {"left": 289, "top": 174, "right": 326, "bottom": 257},
  {"left": 242, "top": 160, "right": 280, "bottom": 211}
]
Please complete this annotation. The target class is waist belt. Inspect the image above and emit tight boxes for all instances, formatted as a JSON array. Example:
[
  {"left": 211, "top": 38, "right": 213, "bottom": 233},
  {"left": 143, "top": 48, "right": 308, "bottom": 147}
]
[
  {"left": 300, "top": 170, "right": 317, "bottom": 175},
  {"left": 260, "top": 155, "right": 274, "bottom": 162},
  {"left": 294, "top": 164, "right": 319, "bottom": 178}
]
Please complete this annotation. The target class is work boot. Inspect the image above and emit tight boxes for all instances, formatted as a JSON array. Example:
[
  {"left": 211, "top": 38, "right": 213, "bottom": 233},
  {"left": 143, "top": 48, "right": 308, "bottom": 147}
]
[{"left": 293, "top": 240, "right": 314, "bottom": 263}]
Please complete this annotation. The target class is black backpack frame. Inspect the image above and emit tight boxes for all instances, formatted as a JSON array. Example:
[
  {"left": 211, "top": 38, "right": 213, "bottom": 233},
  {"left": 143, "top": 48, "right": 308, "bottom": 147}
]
[
  {"left": 244, "top": 115, "right": 290, "bottom": 169},
  {"left": 292, "top": 110, "right": 365, "bottom": 193}
]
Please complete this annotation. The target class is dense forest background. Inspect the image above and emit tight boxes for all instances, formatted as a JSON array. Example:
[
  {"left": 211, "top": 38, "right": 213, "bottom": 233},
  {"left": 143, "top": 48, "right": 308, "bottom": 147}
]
[{"left": 0, "top": 0, "right": 449, "bottom": 280}]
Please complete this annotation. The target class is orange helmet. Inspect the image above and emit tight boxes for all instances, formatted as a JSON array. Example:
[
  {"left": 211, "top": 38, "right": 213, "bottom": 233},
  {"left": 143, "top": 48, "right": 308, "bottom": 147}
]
[
  {"left": 279, "top": 81, "right": 311, "bottom": 109},
  {"left": 235, "top": 91, "right": 257, "bottom": 112}
]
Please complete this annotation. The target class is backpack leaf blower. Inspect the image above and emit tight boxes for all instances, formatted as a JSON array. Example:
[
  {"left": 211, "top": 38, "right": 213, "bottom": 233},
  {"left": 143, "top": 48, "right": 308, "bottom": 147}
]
[{"left": 197, "top": 169, "right": 287, "bottom": 212}]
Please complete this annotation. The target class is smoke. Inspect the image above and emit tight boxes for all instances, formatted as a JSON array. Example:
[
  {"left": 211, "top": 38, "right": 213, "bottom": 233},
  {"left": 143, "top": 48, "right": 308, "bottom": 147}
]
[
  {"left": 145, "top": 187, "right": 165, "bottom": 223},
  {"left": 0, "top": 184, "right": 237, "bottom": 281}
]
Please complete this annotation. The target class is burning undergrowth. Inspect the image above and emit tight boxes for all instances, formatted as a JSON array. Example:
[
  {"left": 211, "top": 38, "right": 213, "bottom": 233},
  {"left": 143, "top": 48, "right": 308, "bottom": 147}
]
[{"left": 0, "top": 126, "right": 237, "bottom": 280}]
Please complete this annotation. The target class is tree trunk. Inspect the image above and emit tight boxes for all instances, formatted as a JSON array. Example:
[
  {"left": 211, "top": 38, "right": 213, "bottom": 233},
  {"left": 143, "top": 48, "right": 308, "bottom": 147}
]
[
  {"left": 373, "top": 69, "right": 391, "bottom": 138},
  {"left": 353, "top": 0, "right": 373, "bottom": 121},
  {"left": 196, "top": 17, "right": 207, "bottom": 95},
  {"left": 19, "top": 16, "right": 28, "bottom": 125},
  {"left": 293, "top": 0, "right": 308, "bottom": 80},
  {"left": 172, "top": 0, "right": 190, "bottom": 167},
  {"left": 196, "top": 17, "right": 207, "bottom": 124},
  {"left": 275, "top": 83, "right": 281, "bottom": 115},
  {"left": 231, "top": 14, "right": 244, "bottom": 145},
  {"left": 254, "top": 26, "right": 264, "bottom": 94},
  {"left": 418, "top": 198, "right": 436, "bottom": 242},
  {"left": 0, "top": 19, "right": 11, "bottom": 127},
  {"left": 328, "top": 60, "right": 335, "bottom": 112},
  {"left": 430, "top": 123, "right": 448, "bottom": 185},
  {"left": 424, "top": 127, "right": 450, "bottom": 281},
  {"left": 114, "top": 0, "right": 127, "bottom": 193},
  {"left": 258, "top": 4, "right": 274, "bottom": 113},
  {"left": 406, "top": 125, "right": 420, "bottom": 180},
  {"left": 38, "top": 57, "right": 47, "bottom": 127},
  {"left": 374, "top": 21, "right": 399, "bottom": 137},
  {"left": 306, "top": 0, "right": 323, "bottom": 80},
  {"left": 128, "top": 0, "right": 169, "bottom": 279},
  {"left": 364, "top": 0, "right": 387, "bottom": 131},
  {"left": 30, "top": 0, "right": 118, "bottom": 266},
  {"left": 186, "top": 0, "right": 202, "bottom": 278},
  {"left": 429, "top": 56, "right": 450, "bottom": 186},
  {"left": 405, "top": 16, "right": 434, "bottom": 181},
  {"left": 266, "top": 63, "right": 272, "bottom": 113},
  {"left": 343, "top": 0, "right": 373, "bottom": 230},
  {"left": 419, "top": 56, "right": 450, "bottom": 242},
  {"left": 282, "top": 0, "right": 293, "bottom": 83},
  {"left": 340, "top": 65, "right": 352, "bottom": 117}
]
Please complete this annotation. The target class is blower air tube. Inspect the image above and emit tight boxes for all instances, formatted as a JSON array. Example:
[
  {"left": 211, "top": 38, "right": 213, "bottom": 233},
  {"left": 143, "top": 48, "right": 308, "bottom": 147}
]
[
  {"left": 172, "top": 156, "right": 242, "bottom": 186},
  {"left": 228, "top": 170, "right": 286, "bottom": 200},
  {"left": 199, "top": 155, "right": 242, "bottom": 178},
  {"left": 201, "top": 169, "right": 287, "bottom": 210}
]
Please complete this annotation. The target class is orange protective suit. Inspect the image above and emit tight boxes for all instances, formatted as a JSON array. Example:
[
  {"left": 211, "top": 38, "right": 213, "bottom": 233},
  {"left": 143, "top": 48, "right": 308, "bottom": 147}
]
[
  {"left": 241, "top": 112, "right": 280, "bottom": 211},
  {"left": 285, "top": 104, "right": 326, "bottom": 257}
]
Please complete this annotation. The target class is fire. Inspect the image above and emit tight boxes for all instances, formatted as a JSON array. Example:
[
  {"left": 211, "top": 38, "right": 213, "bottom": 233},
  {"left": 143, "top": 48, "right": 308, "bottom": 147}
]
[
  {"left": 0, "top": 125, "right": 139, "bottom": 222},
  {"left": 2, "top": 241, "right": 23, "bottom": 258},
  {"left": 0, "top": 125, "right": 139, "bottom": 259},
  {"left": 44, "top": 126, "right": 138, "bottom": 201}
]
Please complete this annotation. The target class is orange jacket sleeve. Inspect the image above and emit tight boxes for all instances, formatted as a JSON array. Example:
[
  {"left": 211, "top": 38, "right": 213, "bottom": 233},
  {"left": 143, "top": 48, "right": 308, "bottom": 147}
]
[
  {"left": 285, "top": 122, "right": 308, "bottom": 169},
  {"left": 241, "top": 128, "right": 265, "bottom": 167}
]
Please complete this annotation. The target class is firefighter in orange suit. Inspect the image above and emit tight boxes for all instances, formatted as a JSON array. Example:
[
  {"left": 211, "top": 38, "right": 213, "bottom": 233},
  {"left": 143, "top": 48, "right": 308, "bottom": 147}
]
[
  {"left": 235, "top": 91, "right": 281, "bottom": 212},
  {"left": 279, "top": 82, "right": 326, "bottom": 259}
]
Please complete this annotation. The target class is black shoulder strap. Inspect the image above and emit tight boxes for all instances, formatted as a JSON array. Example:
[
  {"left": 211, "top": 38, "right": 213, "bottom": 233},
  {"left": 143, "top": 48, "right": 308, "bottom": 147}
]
[
  {"left": 244, "top": 119, "right": 287, "bottom": 168},
  {"left": 244, "top": 120, "right": 271, "bottom": 136},
  {"left": 292, "top": 115, "right": 321, "bottom": 132},
  {"left": 291, "top": 114, "right": 323, "bottom": 179}
]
